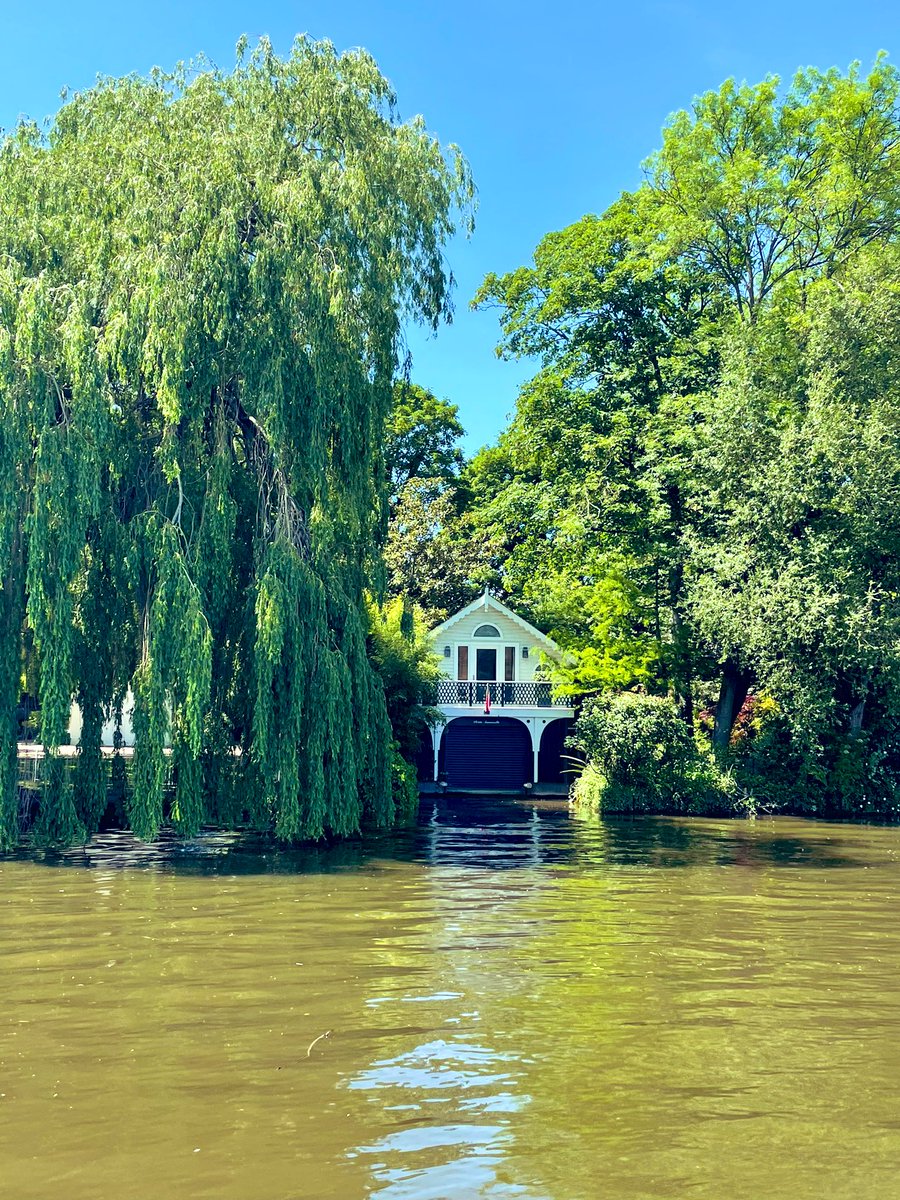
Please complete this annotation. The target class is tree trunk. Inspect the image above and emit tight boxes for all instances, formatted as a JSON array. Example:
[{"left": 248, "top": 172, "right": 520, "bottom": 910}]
[
  {"left": 665, "top": 485, "right": 693, "bottom": 729},
  {"left": 849, "top": 696, "right": 867, "bottom": 736},
  {"left": 713, "top": 660, "right": 751, "bottom": 757},
  {"left": 671, "top": 606, "right": 694, "bottom": 729}
]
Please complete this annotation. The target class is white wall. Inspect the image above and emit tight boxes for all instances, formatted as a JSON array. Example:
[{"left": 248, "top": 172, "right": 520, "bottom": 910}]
[
  {"left": 429, "top": 605, "right": 552, "bottom": 681},
  {"left": 67, "top": 691, "right": 137, "bottom": 748}
]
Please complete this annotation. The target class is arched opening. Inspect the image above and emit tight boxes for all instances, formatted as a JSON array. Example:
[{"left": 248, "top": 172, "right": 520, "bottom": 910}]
[
  {"left": 439, "top": 716, "right": 532, "bottom": 789},
  {"left": 415, "top": 726, "right": 435, "bottom": 782},
  {"left": 538, "top": 718, "right": 575, "bottom": 784},
  {"left": 473, "top": 624, "right": 501, "bottom": 637}
]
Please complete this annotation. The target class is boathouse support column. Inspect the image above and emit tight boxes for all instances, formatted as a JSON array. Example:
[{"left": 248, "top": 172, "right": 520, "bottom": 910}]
[{"left": 527, "top": 717, "right": 539, "bottom": 785}]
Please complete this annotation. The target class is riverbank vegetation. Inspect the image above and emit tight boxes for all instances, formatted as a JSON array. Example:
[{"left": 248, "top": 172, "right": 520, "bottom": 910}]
[
  {"left": 9, "top": 44, "right": 900, "bottom": 843},
  {"left": 1, "top": 38, "right": 472, "bottom": 848},
  {"left": 366, "top": 596, "right": 443, "bottom": 820},
  {"left": 405, "top": 57, "right": 900, "bottom": 817}
]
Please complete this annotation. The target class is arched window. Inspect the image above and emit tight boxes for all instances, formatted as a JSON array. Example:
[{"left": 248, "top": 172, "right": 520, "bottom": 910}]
[{"left": 473, "top": 624, "right": 501, "bottom": 638}]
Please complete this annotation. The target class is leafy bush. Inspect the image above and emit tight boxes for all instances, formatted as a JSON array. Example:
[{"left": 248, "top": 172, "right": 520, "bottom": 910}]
[
  {"left": 572, "top": 693, "right": 694, "bottom": 807},
  {"left": 730, "top": 692, "right": 900, "bottom": 817},
  {"left": 366, "top": 596, "right": 442, "bottom": 764},
  {"left": 570, "top": 691, "right": 747, "bottom": 814},
  {"left": 570, "top": 761, "right": 607, "bottom": 812},
  {"left": 390, "top": 748, "right": 420, "bottom": 823},
  {"left": 726, "top": 693, "right": 820, "bottom": 813}
]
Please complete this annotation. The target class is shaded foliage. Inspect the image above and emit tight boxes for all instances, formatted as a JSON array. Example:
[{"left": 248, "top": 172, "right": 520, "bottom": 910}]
[
  {"left": 0, "top": 37, "right": 472, "bottom": 847},
  {"left": 473, "top": 57, "right": 900, "bottom": 813},
  {"left": 366, "top": 596, "right": 443, "bottom": 766}
]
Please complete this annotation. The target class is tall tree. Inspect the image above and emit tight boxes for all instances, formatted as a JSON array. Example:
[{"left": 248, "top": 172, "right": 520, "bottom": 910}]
[
  {"left": 384, "top": 382, "right": 464, "bottom": 500},
  {"left": 382, "top": 380, "right": 489, "bottom": 619},
  {"left": 475, "top": 57, "right": 900, "bottom": 747},
  {"left": 644, "top": 57, "right": 900, "bottom": 319},
  {"left": 644, "top": 56, "right": 900, "bottom": 749},
  {"left": 384, "top": 477, "right": 490, "bottom": 621},
  {"left": 690, "top": 247, "right": 900, "bottom": 786},
  {"left": 0, "top": 37, "right": 473, "bottom": 847},
  {"left": 473, "top": 198, "right": 722, "bottom": 705}
]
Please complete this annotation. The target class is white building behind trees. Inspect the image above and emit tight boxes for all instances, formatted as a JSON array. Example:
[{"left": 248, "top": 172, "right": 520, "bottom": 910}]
[{"left": 423, "top": 592, "right": 575, "bottom": 791}]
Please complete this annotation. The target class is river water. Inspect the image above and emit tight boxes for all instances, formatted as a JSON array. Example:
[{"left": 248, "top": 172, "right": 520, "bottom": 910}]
[{"left": 3, "top": 798, "right": 900, "bottom": 1199}]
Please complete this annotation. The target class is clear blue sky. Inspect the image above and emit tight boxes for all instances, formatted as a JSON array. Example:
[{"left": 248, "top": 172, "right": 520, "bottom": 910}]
[{"left": 3, "top": 1, "right": 898, "bottom": 449}]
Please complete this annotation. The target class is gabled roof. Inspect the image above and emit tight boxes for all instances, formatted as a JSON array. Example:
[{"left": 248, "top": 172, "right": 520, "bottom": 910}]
[{"left": 428, "top": 590, "right": 561, "bottom": 656}]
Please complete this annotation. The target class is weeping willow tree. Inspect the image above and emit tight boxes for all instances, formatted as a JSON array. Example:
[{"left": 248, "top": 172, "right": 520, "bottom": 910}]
[{"left": 0, "top": 36, "right": 473, "bottom": 847}]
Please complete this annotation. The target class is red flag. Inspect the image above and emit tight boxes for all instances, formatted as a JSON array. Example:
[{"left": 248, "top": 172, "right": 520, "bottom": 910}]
[{"left": 484, "top": 686, "right": 491, "bottom": 715}]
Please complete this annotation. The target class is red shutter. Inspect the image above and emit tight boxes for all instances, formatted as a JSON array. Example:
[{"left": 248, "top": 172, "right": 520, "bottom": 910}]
[{"left": 457, "top": 646, "right": 469, "bottom": 680}]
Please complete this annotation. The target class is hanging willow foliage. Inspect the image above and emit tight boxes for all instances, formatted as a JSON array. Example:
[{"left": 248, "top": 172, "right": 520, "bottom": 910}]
[{"left": 0, "top": 36, "right": 472, "bottom": 847}]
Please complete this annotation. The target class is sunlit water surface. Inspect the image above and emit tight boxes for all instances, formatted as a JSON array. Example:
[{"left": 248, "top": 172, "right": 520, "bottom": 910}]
[{"left": 3, "top": 799, "right": 900, "bottom": 1199}]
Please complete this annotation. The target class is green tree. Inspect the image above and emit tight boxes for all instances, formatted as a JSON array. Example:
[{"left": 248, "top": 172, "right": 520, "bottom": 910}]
[
  {"left": 475, "top": 56, "right": 900, "bottom": 767},
  {"left": 690, "top": 247, "right": 900, "bottom": 800},
  {"left": 0, "top": 37, "right": 473, "bottom": 847},
  {"left": 644, "top": 56, "right": 900, "bottom": 750},
  {"left": 383, "top": 478, "right": 490, "bottom": 621},
  {"left": 473, "top": 198, "right": 721, "bottom": 709},
  {"left": 384, "top": 381, "right": 464, "bottom": 499},
  {"left": 382, "top": 380, "right": 488, "bottom": 620},
  {"left": 645, "top": 57, "right": 900, "bottom": 319}
]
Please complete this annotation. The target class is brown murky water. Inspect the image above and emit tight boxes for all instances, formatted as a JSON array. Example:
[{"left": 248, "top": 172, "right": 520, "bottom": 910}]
[{"left": 3, "top": 800, "right": 900, "bottom": 1199}]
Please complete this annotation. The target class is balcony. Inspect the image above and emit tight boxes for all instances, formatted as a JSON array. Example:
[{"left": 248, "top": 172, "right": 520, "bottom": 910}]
[{"left": 432, "top": 680, "right": 568, "bottom": 708}]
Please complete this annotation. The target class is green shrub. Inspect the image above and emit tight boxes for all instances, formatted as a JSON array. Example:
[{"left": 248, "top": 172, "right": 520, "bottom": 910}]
[
  {"left": 570, "top": 760, "right": 607, "bottom": 812},
  {"left": 572, "top": 692, "right": 693, "bottom": 807},
  {"left": 570, "top": 691, "right": 750, "bottom": 815},
  {"left": 730, "top": 701, "right": 822, "bottom": 813},
  {"left": 390, "top": 748, "right": 420, "bottom": 823}
]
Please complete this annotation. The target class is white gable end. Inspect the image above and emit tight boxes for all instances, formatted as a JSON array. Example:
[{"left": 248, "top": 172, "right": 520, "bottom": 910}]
[{"left": 428, "top": 592, "right": 560, "bottom": 683}]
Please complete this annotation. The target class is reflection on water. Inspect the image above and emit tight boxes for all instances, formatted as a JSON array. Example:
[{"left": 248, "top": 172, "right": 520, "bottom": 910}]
[{"left": 3, "top": 800, "right": 900, "bottom": 1198}]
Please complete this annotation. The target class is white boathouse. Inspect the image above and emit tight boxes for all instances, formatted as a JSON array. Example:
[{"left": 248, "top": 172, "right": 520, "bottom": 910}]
[{"left": 420, "top": 591, "right": 575, "bottom": 791}]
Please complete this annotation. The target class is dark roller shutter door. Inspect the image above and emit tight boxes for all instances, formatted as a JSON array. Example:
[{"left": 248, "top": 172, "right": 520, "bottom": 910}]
[
  {"left": 443, "top": 717, "right": 531, "bottom": 789},
  {"left": 538, "top": 718, "right": 574, "bottom": 784}
]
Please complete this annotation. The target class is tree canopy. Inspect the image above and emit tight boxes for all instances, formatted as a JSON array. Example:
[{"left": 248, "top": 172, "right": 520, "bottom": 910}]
[
  {"left": 643, "top": 56, "right": 900, "bottom": 317},
  {"left": 382, "top": 379, "right": 489, "bottom": 620},
  {"left": 0, "top": 37, "right": 472, "bottom": 847},
  {"left": 384, "top": 381, "right": 464, "bottom": 499},
  {"left": 469, "top": 56, "right": 900, "bottom": 812}
]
